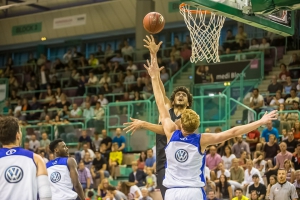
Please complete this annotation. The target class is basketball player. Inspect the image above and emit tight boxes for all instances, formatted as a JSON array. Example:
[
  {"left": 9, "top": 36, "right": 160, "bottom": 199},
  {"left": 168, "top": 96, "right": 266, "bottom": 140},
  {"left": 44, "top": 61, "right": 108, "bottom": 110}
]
[
  {"left": 123, "top": 35, "right": 192, "bottom": 199},
  {"left": 47, "top": 139, "right": 85, "bottom": 200},
  {"left": 0, "top": 116, "right": 52, "bottom": 200},
  {"left": 144, "top": 57, "right": 277, "bottom": 200}
]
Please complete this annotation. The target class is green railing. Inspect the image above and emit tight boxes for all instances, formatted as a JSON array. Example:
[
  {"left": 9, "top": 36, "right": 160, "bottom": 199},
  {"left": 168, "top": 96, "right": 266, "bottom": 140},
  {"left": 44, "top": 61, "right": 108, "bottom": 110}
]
[
  {"left": 21, "top": 124, "right": 54, "bottom": 145},
  {"left": 56, "top": 122, "right": 85, "bottom": 145}
]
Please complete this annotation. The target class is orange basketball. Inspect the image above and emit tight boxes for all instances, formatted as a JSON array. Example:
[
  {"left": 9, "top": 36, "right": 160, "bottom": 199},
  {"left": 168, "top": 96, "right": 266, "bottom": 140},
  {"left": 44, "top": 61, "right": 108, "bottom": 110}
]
[{"left": 143, "top": 12, "right": 165, "bottom": 34}]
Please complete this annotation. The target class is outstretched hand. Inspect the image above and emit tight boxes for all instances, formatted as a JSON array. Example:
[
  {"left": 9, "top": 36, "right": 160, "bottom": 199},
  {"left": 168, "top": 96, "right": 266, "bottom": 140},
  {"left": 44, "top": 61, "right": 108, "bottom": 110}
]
[
  {"left": 144, "top": 58, "right": 164, "bottom": 79},
  {"left": 143, "top": 35, "right": 163, "bottom": 55},
  {"left": 260, "top": 110, "right": 278, "bottom": 124},
  {"left": 123, "top": 117, "right": 143, "bottom": 135}
]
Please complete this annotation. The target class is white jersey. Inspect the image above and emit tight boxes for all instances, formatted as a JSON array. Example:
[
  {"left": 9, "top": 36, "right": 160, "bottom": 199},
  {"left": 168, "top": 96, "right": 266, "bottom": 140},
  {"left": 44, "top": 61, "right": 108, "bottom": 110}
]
[
  {"left": 0, "top": 147, "right": 37, "bottom": 200},
  {"left": 163, "top": 130, "right": 206, "bottom": 188},
  {"left": 46, "top": 157, "right": 78, "bottom": 200}
]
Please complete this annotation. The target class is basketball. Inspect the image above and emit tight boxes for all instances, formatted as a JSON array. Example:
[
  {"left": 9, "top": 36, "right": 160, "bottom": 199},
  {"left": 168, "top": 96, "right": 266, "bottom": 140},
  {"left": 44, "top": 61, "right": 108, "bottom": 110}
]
[{"left": 143, "top": 12, "right": 165, "bottom": 34}]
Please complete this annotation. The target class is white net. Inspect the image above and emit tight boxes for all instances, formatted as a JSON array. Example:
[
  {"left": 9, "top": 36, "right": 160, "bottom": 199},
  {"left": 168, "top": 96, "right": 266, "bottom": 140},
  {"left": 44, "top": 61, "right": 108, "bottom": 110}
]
[{"left": 179, "top": 4, "right": 226, "bottom": 63}]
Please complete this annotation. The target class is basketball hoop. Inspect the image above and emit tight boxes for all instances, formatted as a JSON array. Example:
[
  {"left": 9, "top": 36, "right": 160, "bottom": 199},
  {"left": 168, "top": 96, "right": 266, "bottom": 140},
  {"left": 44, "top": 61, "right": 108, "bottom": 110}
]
[{"left": 179, "top": 3, "right": 226, "bottom": 63}]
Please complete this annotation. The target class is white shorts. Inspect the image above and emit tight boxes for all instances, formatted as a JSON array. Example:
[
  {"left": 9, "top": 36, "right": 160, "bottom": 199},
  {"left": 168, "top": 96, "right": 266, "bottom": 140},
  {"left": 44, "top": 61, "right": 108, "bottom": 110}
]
[{"left": 165, "top": 187, "right": 206, "bottom": 200}]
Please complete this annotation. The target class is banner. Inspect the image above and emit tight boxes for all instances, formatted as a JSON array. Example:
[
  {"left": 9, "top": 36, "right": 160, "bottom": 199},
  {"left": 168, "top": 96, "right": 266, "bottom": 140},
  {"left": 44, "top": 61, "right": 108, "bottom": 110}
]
[
  {"left": 12, "top": 22, "right": 42, "bottom": 36},
  {"left": 53, "top": 14, "right": 86, "bottom": 29},
  {"left": 194, "top": 60, "right": 260, "bottom": 84}
]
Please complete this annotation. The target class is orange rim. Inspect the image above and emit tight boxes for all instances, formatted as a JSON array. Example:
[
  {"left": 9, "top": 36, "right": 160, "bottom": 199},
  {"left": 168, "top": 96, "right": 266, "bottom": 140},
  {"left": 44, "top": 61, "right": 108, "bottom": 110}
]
[{"left": 179, "top": 3, "right": 211, "bottom": 14}]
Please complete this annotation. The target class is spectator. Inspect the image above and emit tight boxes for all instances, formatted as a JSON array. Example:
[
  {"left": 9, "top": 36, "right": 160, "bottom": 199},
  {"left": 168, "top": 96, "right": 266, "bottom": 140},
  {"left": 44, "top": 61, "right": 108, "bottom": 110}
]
[
  {"left": 239, "top": 151, "right": 249, "bottom": 170},
  {"left": 246, "top": 126, "right": 260, "bottom": 152},
  {"left": 2, "top": 100, "right": 11, "bottom": 115},
  {"left": 259, "top": 38, "right": 270, "bottom": 57},
  {"left": 111, "top": 53, "right": 124, "bottom": 63},
  {"left": 120, "top": 182, "right": 142, "bottom": 199},
  {"left": 286, "top": 89, "right": 300, "bottom": 105},
  {"left": 170, "top": 46, "right": 181, "bottom": 59},
  {"left": 99, "top": 72, "right": 111, "bottom": 85},
  {"left": 100, "top": 129, "right": 112, "bottom": 151},
  {"left": 86, "top": 191, "right": 94, "bottom": 200},
  {"left": 242, "top": 160, "right": 263, "bottom": 192},
  {"left": 279, "top": 63, "right": 290, "bottom": 82},
  {"left": 83, "top": 102, "right": 94, "bottom": 121},
  {"left": 29, "top": 134, "right": 40, "bottom": 153},
  {"left": 92, "top": 132, "right": 103, "bottom": 152},
  {"left": 78, "top": 161, "right": 93, "bottom": 191},
  {"left": 145, "top": 167, "right": 156, "bottom": 192},
  {"left": 122, "top": 40, "right": 134, "bottom": 61},
  {"left": 225, "top": 29, "right": 235, "bottom": 41},
  {"left": 92, "top": 151, "right": 109, "bottom": 182},
  {"left": 289, "top": 53, "right": 300, "bottom": 66},
  {"left": 235, "top": 39, "right": 248, "bottom": 50},
  {"left": 145, "top": 148, "right": 156, "bottom": 170},
  {"left": 292, "top": 144, "right": 300, "bottom": 170},
  {"left": 232, "top": 188, "right": 248, "bottom": 200},
  {"left": 97, "top": 178, "right": 109, "bottom": 199},
  {"left": 140, "top": 187, "right": 153, "bottom": 200},
  {"left": 38, "top": 65, "right": 50, "bottom": 90},
  {"left": 261, "top": 121, "right": 280, "bottom": 142},
  {"left": 265, "top": 142, "right": 293, "bottom": 184},
  {"left": 229, "top": 158, "right": 244, "bottom": 190},
  {"left": 249, "top": 38, "right": 259, "bottom": 50},
  {"left": 82, "top": 152, "right": 93, "bottom": 169},
  {"left": 81, "top": 143, "right": 95, "bottom": 161},
  {"left": 70, "top": 103, "right": 82, "bottom": 118},
  {"left": 216, "top": 162, "right": 230, "bottom": 181},
  {"left": 38, "top": 132, "right": 50, "bottom": 153},
  {"left": 222, "top": 145, "right": 236, "bottom": 170},
  {"left": 100, "top": 82, "right": 112, "bottom": 95},
  {"left": 253, "top": 152, "right": 266, "bottom": 176},
  {"left": 77, "top": 74, "right": 87, "bottom": 96},
  {"left": 124, "top": 69, "right": 135, "bottom": 84},
  {"left": 168, "top": 56, "right": 179, "bottom": 75},
  {"left": 284, "top": 159, "right": 295, "bottom": 183},
  {"left": 235, "top": 26, "right": 247, "bottom": 43},
  {"left": 207, "top": 190, "right": 219, "bottom": 200},
  {"left": 267, "top": 75, "right": 283, "bottom": 99},
  {"left": 293, "top": 170, "right": 300, "bottom": 197},
  {"left": 88, "top": 54, "right": 99, "bottom": 68},
  {"left": 39, "top": 150, "right": 48, "bottom": 163},
  {"left": 235, "top": 49, "right": 246, "bottom": 61},
  {"left": 269, "top": 169, "right": 298, "bottom": 200},
  {"left": 112, "top": 81, "right": 124, "bottom": 93},
  {"left": 206, "top": 146, "right": 223, "bottom": 180},
  {"left": 98, "top": 94, "right": 109, "bottom": 107},
  {"left": 248, "top": 174, "right": 266, "bottom": 199},
  {"left": 109, "top": 143, "right": 123, "bottom": 179},
  {"left": 112, "top": 128, "right": 126, "bottom": 152},
  {"left": 137, "top": 151, "right": 147, "bottom": 170},
  {"left": 63, "top": 49, "right": 72, "bottom": 64},
  {"left": 142, "top": 78, "right": 153, "bottom": 99},
  {"left": 129, "top": 161, "right": 146, "bottom": 187},
  {"left": 266, "top": 175, "right": 277, "bottom": 199},
  {"left": 242, "top": 88, "right": 264, "bottom": 123},
  {"left": 216, "top": 174, "right": 232, "bottom": 200},
  {"left": 160, "top": 67, "right": 169, "bottom": 83},
  {"left": 126, "top": 59, "right": 137, "bottom": 71},
  {"left": 270, "top": 91, "right": 284, "bottom": 108},
  {"left": 284, "top": 102, "right": 300, "bottom": 128},
  {"left": 284, "top": 76, "right": 294, "bottom": 94},
  {"left": 180, "top": 43, "right": 192, "bottom": 64},
  {"left": 106, "top": 185, "right": 128, "bottom": 200},
  {"left": 78, "top": 130, "right": 93, "bottom": 150},
  {"left": 232, "top": 136, "right": 250, "bottom": 158},
  {"left": 283, "top": 130, "right": 298, "bottom": 153},
  {"left": 264, "top": 134, "right": 280, "bottom": 164}
]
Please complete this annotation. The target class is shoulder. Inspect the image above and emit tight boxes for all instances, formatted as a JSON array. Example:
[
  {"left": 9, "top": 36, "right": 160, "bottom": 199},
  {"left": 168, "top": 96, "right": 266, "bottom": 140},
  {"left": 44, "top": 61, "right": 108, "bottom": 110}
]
[{"left": 67, "top": 157, "right": 77, "bottom": 167}]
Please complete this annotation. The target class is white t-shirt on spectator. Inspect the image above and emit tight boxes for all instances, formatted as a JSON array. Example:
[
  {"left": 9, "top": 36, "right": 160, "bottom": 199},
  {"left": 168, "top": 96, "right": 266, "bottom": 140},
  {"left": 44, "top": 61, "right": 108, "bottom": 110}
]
[
  {"left": 124, "top": 75, "right": 135, "bottom": 84},
  {"left": 254, "top": 159, "right": 266, "bottom": 175},
  {"left": 270, "top": 98, "right": 284, "bottom": 106},
  {"left": 222, "top": 154, "right": 236, "bottom": 170},
  {"left": 122, "top": 46, "right": 134, "bottom": 56},
  {"left": 70, "top": 108, "right": 82, "bottom": 117},
  {"left": 80, "top": 149, "right": 95, "bottom": 159},
  {"left": 98, "top": 98, "right": 109, "bottom": 106},
  {"left": 29, "top": 140, "right": 40, "bottom": 152},
  {"left": 217, "top": 170, "right": 230, "bottom": 178},
  {"left": 242, "top": 167, "right": 263, "bottom": 186},
  {"left": 88, "top": 76, "right": 98, "bottom": 84},
  {"left": 250, "top": 95, "right": 265, "bottom": 107},
  {"left": 286, "top": 96, "right": 300, "bottom": 104},
  {"left": 99, "top": 77, "right": 111, "bottom": 85},
  {"left": 259, "top": 43, "right": 270, "bottom": 49},
  {"left": 129, "top": 185, "right": 142, "bottom": 198},
  {"left": 249, "top": 44, "right": 260, "bottom": 50},
  {"left": 127, "top": 64, "right": 137, "bottom": 71}
]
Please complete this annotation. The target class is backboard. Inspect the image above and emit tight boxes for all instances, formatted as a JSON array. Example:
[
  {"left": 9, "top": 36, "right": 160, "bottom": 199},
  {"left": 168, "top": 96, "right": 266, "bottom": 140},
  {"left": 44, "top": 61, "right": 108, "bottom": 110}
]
[{"left": 180, "top": 0, "right": 298, "bottom": 36}]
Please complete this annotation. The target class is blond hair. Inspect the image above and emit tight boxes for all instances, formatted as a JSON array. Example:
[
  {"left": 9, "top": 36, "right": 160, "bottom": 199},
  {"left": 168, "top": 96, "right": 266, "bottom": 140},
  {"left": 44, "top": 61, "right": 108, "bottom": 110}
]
[{"left": 180, "top": 109, "right": 200, "bottom": 133}]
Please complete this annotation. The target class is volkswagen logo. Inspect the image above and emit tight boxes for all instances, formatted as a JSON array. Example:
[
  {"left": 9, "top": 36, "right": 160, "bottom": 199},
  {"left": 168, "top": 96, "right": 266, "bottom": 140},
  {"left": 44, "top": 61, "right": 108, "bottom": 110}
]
[
  {"left": 5, "top": 166, "right": 23, "bottom": 183},
  {"left": 6, "top": 149, "right": 16, "bottom": 156},
  {"left": 50, "top": 172, "right": 61, "bottom": 183},
  {"left": 175, "top": 149, "right": 189, "bottom": 163}
]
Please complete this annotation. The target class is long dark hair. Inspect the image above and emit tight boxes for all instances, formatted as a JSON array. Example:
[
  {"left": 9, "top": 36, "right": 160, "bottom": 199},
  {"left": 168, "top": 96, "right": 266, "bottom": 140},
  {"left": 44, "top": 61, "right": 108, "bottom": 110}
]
[
  {"left": 139, "top": 151, "right": 147, "bottom": 162},
  {"left": 219, "top": 174, "right": 229, "bottom": 187}
]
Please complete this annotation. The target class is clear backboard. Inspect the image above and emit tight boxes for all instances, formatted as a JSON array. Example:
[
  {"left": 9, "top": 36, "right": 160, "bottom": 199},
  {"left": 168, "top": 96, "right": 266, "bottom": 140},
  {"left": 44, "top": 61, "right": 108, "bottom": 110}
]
[{"left": 180, "top": 0, "right": 299, "bottom": 36}]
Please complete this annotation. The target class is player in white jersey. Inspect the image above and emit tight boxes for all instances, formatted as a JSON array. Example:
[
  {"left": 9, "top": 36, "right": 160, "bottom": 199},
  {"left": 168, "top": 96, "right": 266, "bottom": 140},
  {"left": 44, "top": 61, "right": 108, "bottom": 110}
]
[
  {"left": 0, "top": 116, "right": 52, "bottom": 200},
  {"left": 47, "top": 139, "right": 85, "bottom": 200},
  {"left": 144, "top": 52, "right": 277, "bottom": 200}
]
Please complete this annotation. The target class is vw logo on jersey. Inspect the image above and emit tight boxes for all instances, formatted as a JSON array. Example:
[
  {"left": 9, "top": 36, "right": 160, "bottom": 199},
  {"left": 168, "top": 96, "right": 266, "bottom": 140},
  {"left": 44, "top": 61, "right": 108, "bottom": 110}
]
[
  {"left": 175, "top": 149, "right": 189, "bottom": 163},
  {"left": 50, "top": 172, "right": 61, "bottom": 183},
  {"left": 5, "top": 166, "right": 23, "bottom": 183},
  {"left": 6, "top": 149, "right": 16, "bottom": 155}
]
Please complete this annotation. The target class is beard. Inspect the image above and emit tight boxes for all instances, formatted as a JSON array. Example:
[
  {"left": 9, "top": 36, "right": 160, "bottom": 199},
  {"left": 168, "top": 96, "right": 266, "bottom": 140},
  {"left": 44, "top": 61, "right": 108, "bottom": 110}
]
[{"left": 174, "top": 102, "right": 187, "bottom": 109}]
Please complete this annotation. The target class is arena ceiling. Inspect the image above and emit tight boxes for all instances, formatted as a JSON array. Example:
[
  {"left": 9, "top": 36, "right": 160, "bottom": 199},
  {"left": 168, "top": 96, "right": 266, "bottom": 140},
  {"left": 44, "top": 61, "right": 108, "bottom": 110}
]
[{"left": 0, "top": 0, "right": 110, "bottom": 18}]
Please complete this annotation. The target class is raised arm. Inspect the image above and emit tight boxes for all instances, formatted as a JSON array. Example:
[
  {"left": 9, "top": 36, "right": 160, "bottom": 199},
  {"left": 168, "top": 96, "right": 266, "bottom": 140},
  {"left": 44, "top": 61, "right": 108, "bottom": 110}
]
[
  {"left": 68, "top": 157, "right": 85, "bottom": 200},
  {"left": 144, "top": 58, "right": 176, "bottom": 140},
  {"left": 200, "top": 111, "right": 277, "bottom": 150}
]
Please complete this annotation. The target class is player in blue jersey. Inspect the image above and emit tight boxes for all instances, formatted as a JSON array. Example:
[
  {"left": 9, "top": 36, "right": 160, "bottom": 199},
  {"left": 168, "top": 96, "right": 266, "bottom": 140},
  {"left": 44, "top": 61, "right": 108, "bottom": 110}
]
[
  {"left": 144, "top": 55, "right": 277, "bottom": 200},
  {"left": 47, "top": 139, "right": 85, "bottom": 200},
  {"left": 0, "top": 116, "right": 52, "bottom": 200}
]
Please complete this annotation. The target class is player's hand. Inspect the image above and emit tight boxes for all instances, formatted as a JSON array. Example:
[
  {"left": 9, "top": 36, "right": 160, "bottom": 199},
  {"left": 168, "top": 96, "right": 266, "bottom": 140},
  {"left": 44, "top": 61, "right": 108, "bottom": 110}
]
[
  {"left": 123, "top": 117, "right": 143, "bottom": 135},
  {"left": 144, "top": 58, "right": 163, "bottom": 79},
  {"left": 259, "top": 110, "right": 278, "bottom": 124},
  {"left": 143, "top": 35, "right": 163, "bottom": 55}
]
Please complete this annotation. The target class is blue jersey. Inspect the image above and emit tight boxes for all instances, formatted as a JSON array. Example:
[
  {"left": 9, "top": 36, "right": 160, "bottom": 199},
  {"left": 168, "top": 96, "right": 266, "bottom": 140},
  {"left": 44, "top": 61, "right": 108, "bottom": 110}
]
[
  {"left": 46, "top": 157, "right": 77, "bottom": 200},
  {"left": 163, "top": 130, "right": 206, "bottom": 188},
  {"left": 0, "top": 147, "right": 37, "bottom": 200}
]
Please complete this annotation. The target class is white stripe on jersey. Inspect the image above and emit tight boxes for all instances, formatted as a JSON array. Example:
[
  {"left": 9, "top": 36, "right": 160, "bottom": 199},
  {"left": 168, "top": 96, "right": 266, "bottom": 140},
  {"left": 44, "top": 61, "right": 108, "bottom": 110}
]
[{"left": 163, "top": 130, "right": 206, "bottom": 188}]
